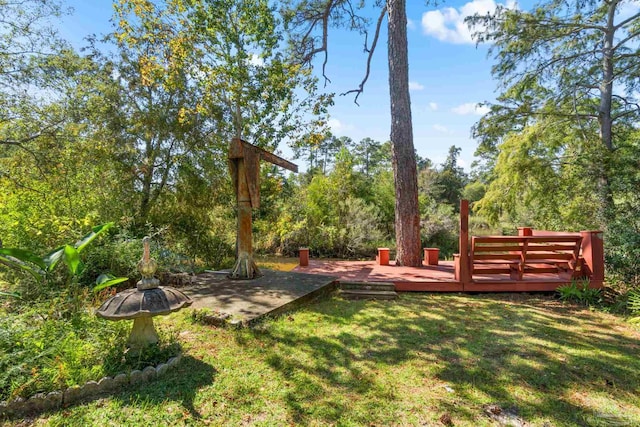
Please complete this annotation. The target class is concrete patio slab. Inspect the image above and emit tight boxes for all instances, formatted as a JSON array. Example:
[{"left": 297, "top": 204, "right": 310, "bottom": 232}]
[{"left": 178, "top": 269, "right": 336, "bottom": 324}]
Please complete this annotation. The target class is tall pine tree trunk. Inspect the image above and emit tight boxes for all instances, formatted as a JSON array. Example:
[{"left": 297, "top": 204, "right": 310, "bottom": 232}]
[
  {"left": 597, "top": 0, "right": 617, "bottom": 225},
  {"left": 387, "top": 0, "right": 421, "bottom": 266}
]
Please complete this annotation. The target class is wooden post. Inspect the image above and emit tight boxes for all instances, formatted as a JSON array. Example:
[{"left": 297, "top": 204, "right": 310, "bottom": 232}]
[
  {"left": 299, "top": 247, "right": 309, "bottom": 267},
  {"left": 580, "top": 230, "right": 604, "bottom": 288},
  {"left": 517, "top": 227, "right": 533, "bottom": 236},
  {"left": 228, "top": 138, "right": 298, "bottom": 280},
  {"left": 424, "top": 248, "right": 439, "bottom": 265},
  {"left": 459, "top": 200, "right": 471, "bottom": 289},
  {"left": 377, "top": 248, "right": 390, "bottom": 266}
]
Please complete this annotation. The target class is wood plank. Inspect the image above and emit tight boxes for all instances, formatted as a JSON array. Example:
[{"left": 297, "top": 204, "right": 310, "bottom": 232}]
[
  {"left": 464, "top": 281, "right": 571, "bottom": 292},
  {"left": 525, "top": 253, "right": 574, "bottom": 260},
  {"left": 525, "top": 236, "right": 582, "bottom": 243},
  {"left": 473, "top": 253, "right": 522, "bottom": 261},
  {"left": 523, "top": 266, "right": 559, "bottom": 273},
  {"left": 259, "top": 149, "right": 298, "bottom": 173},
  {"left": 229, "top": 138, "right": 298, "bottom": 172},
  {"left": 394, "top": 281, "right": 464, "bottom": 292},
  {"left": 526, "top": 244, "right": 579, "bottom": 251},
  {"left": 473, "top": 267, "right": 514, "bottom": 274},
  {"left": 473, "top": 236, "right": 527, "bottom": 243},
  {"left": 473, "top": 245, "right": 525, "bottom": 252},
  {"left": 473, "top": 235, "right": 581, "bottom": 243}
]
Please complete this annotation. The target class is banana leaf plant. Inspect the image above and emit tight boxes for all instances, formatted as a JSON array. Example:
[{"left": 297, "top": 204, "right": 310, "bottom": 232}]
[{"left": 0, "top": 223, "right": 126, "bottom": 286}]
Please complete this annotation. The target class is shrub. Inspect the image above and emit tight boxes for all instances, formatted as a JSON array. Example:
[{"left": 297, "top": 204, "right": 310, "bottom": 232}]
[
  {"left": 557, "top": 280, "right": 602, "bottom": 306},
  {"left": 628, "top": 290, "right": 640, "bottom": 324},
  {"left": 420, "top": 204, "right": 458, "bottom": 258}
]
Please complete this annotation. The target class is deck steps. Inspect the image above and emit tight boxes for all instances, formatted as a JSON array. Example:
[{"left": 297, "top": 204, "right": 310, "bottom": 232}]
[{"left": 337, "top": 281, "right": 398, "bottom": 300}]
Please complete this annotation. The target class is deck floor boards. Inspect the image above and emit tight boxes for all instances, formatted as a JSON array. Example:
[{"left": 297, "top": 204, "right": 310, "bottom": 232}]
[{"left": 295, "top": 259, "right": 586, "bottom": 292}]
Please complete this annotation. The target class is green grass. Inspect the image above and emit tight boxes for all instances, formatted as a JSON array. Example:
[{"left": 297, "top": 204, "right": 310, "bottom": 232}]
[{"left": 4, "top": 294, "right": 640, "bottom": 426}]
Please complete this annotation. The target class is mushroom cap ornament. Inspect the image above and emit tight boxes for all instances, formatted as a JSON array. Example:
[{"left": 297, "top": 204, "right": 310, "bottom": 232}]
[{"left": 96, "top": 237, "right": 192, "bottom": 349}]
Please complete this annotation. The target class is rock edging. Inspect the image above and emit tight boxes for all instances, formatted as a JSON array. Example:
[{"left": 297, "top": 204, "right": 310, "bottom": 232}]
[{"left": 0, "top": 354, "right": 182, "bottom": 418}]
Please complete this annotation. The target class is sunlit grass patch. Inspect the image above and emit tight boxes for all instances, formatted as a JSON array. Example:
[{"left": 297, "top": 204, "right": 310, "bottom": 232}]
[{"left": 255, "top": 256, "right": 300, "bottom": 272}]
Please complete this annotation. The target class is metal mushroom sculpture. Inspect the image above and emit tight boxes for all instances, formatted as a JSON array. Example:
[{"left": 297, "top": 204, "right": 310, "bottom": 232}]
[{"left": 96, "top": 237, "right": 192, "bottom": 349}]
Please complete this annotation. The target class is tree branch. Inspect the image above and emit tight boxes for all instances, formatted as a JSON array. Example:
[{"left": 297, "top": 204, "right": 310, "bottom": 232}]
[
  {"left": 340, "top": 6, "right": 386, "bottom": 105},
  {"left": 299, "top": 0, "right": 334, "bottom": 86},
  {"left": 613, "top": 10, "right": 640, "bottom": 31}
]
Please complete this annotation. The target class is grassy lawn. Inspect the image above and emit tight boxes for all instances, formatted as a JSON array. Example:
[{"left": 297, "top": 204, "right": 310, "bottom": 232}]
[{"left": 5, "top": 293, "right": 640, "bottom": 426}]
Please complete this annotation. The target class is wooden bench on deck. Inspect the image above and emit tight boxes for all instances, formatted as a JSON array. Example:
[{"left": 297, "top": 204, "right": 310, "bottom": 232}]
[{"left": 471, "top": 235, "right": 584, "bottom": 280}]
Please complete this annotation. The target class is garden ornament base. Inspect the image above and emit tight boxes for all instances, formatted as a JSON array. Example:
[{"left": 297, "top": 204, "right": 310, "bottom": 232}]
[{"left": 96, "top": 237, "right": 192, "bottom": 349}]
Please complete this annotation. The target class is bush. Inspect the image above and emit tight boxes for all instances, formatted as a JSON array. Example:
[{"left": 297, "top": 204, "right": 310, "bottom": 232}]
[
  {"left": 420, "top": 204, "right": 458, "bottom": 258},
  {"left": 274, "top": 196, "right": 388, "bottom": 259}
]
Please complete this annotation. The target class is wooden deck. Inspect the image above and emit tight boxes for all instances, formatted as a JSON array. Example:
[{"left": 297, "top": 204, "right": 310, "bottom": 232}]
[
  {"left": 294, "top": 259, "right": 594, "bottom": 292},
  {"left": 293, "top": 201, "right": 604, "bottom": 293}
]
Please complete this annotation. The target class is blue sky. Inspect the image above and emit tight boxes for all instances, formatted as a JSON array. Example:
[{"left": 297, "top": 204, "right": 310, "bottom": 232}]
[
  {"left": 309, "top": 0, "right": 524, "bottom": 170},
  {"left": 59, "top": 0, "right": 523, "bottom": 170}
]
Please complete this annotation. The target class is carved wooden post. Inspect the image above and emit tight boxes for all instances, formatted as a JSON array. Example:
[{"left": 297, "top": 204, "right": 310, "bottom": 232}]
[{"left": 228, "top": 138, "right": 297, "bottom": 279}]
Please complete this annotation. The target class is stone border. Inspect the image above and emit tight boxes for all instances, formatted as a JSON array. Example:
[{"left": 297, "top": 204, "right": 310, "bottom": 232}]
[{"left": 0, "top": 354, "right": 182, "bottom": 418}]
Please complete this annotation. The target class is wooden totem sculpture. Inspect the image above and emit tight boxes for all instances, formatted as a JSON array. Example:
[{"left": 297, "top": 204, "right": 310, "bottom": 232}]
[{"left": 228, "top": 138, "right": 298, "bottom": 279}]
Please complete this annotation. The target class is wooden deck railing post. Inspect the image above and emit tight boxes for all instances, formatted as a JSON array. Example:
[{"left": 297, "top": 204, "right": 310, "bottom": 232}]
[
  {"left": 377, "top": 248, "right": 390, "bottom": 266},
  {"left": 517, "top": 227, "right": 533, "bottom": 236},
  {"left": 459, "top": 200, "right": 471, "bottom": 289},
  {"left": 299, "top": 247, "right": 309, "bottom": 267},
  {"left": 580, "top": 230, "right": 604, "bottom": 288}
]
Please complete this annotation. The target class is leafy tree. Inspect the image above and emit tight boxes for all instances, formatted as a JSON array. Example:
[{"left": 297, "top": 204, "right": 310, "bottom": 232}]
[
  {"left": 0, "top": 0, "right": 71, "bottom": 154},
  {"left": 469, "top": 0, "right": 640, "bottom": 222},
  {"left": 417, "top": 146, "right": 467, "bottom": 211},
  {"left": 115, "top": 0, "right": 328, "bottom": 151},
  {"left": 475, "top": 118, "right": 602, "bottom": 230},
  {"left": 353, "top": 137, "right": 390, "bottom": 177}
]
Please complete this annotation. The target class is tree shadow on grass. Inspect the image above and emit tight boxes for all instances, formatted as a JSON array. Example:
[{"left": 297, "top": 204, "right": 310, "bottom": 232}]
[{"left": 237, "top": 294, "right": 640, "bottom": 425}]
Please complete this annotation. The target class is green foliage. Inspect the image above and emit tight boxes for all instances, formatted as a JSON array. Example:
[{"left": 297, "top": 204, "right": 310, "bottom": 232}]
[
  {"left": 557, "top": 281, "right": 602, "bottom": 306},
  {"left": 475, "top": 120, "right": 603, "bottom": 229},
  {"left": 266, "top": 147, "right": 392, "bottom": 258},
  {"left": 0, "top": 300, "right": 181, "bottom": 401},
  {"left": 629, "top": 291, "right": 640, "bottom": 313},
  {"left": 420, "top": 203, "right": 459, "bottom": 259},
  {"left": 0, "top": 223, "right": 121, "bottom": 292},
  {"left": 0, "top": 304, "right": 126, "bottom": 401},
  {"left": 93, "top": 274, "right": 130, "bottom": 292},
  {"left": 418, "top": 145, "right": 468, "bottom": 213},
  {"left": 628, "top": 291, "right": 640, "bottom": 323}
]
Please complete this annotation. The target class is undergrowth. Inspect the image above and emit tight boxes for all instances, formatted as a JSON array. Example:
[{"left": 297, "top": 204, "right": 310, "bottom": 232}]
[
  {"left": 556, "top": 280, "right": 602, "bottom": 306},
  {"left": 0, "top": 299, "right": 180, "bottom": 402}
]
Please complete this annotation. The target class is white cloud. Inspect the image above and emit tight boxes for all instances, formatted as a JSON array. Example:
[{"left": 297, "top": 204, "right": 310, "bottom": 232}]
[
  {"left": 433, "top": 124, "right": 451, "bottom": 133},
  {"left": 451, "top": 102, "right": 491, "bottom": 115},
  {"left": 407, "top": 18, "right": 416, "bottom": 30},
  {"left": 421, "top": 0, "right": 516, "bottom": 44},
  {"left": 328, "top": 118, "right": 354, "bottom": 134},
  {"left": 409, "top": 81, "right": 425, "bottom": 91},
  {"left": 429, "top": 102, "right": 438, "bottom": 111}
]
